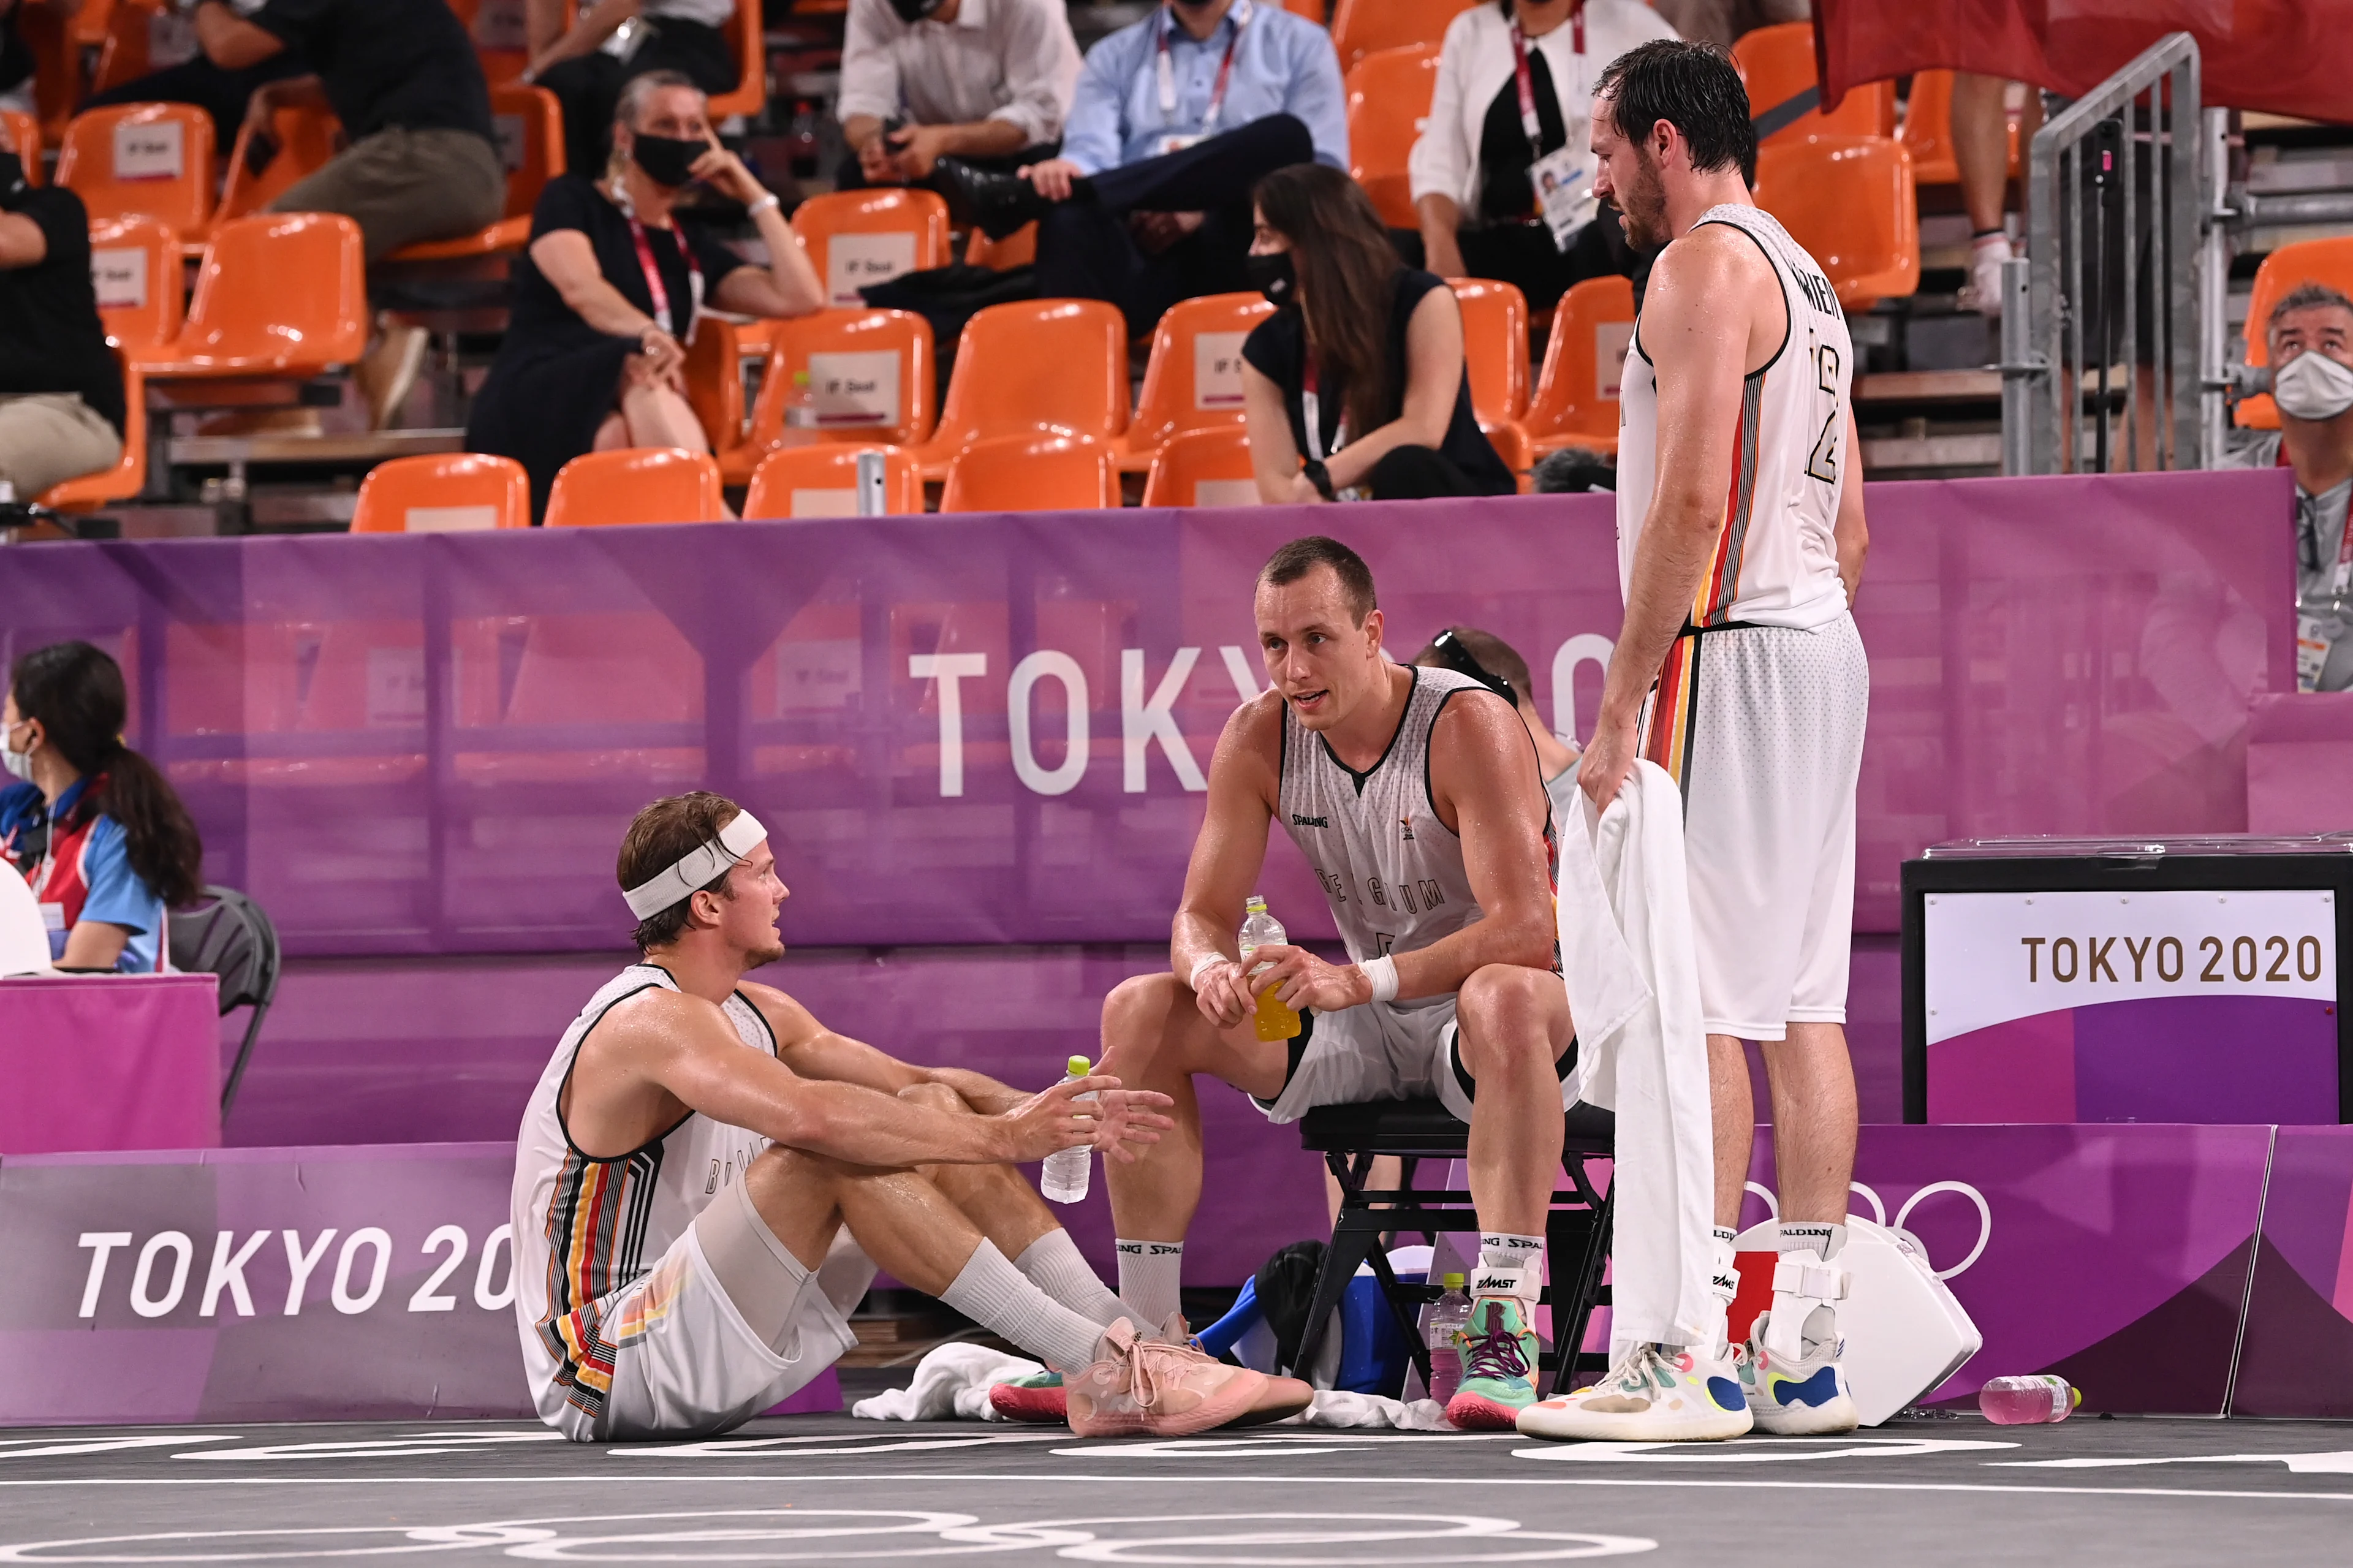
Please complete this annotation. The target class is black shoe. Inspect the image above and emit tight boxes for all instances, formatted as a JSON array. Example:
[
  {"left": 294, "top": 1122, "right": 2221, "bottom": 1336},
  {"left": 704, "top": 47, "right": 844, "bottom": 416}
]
[{"left": 935, "top": 157, "right": 1050, "bottom": 242}]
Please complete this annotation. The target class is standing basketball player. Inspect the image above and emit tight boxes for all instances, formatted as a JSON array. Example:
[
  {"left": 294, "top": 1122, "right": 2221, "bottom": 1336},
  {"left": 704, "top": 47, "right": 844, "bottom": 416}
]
[{"left": 1578, "top": 40, "right": 1871, "bottom": 1435}]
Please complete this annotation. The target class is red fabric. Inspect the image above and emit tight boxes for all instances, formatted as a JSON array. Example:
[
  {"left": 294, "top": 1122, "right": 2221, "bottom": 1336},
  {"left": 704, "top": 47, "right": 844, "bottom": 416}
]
[{"left": 1814, "top": 0, "right": 2353, "bottom": 124}]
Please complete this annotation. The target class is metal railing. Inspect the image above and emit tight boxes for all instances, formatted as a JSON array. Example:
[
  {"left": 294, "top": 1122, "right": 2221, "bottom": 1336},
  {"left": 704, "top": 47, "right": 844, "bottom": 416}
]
[{"left": 2000, "top": 33, "right": 2211, "bottom": 475}]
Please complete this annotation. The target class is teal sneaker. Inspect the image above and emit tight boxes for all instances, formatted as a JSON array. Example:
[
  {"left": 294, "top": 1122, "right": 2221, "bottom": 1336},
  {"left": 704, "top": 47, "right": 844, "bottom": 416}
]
[
  {"left": 1443, "top": 1297, "right": 1541, "bottom": 1430},
  {"left": 1518, "top": 1341, "right": 1752, "bottom": 1442}
]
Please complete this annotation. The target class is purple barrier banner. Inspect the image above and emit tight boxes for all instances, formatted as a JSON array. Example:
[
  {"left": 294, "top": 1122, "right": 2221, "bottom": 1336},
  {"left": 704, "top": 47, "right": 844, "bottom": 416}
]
[
  {"left": 1, "top": 974, "right": 219, "bottom": 1155},
  {"left": 0, "top": 471, "right": 2293, "bottom": 958},
  {"left": 1745, "top": 1123, "right": 2273, "bottom": 1413},
  {"left": 2233, "top": 1125, "right": 2353, "bottom": 1417},
  {"left": 2246, "top": 691, "right": 2353, "bottom": 834},
  {"left": 0, "top": 1142, "right": 839, "bottom": 1426}
]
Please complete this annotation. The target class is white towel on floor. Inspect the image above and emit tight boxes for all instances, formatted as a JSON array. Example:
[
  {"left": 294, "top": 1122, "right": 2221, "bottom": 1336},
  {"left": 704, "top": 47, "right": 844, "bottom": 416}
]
[
  {"left": 849, "top": 1341, "right": 1042, "bottom": 1422},
  {"left": 1282, "top": 1391, "right": 1455, "bottom": 1430},
  {"left": 1556, "top": 759, "right": 1718, "bottom": 1358}
]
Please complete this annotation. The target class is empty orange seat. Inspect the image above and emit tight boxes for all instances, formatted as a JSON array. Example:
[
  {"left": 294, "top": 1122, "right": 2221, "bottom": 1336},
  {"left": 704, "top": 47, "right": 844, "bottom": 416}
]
[
  {"left": 909, "top": 298, "right": 1129, "bottom": 477},
  {"left": 964, "top": 222, "right": 1036, "bottom": 270},
  {"left": 1525, "top": 274, "right": 1634, "bottom": 460},
  {"left": 1116, "top": 291, "right": 1273, "bottom": 471},
  {"left": 704, "top": 0, "right": 767, "bottom": 120},
  {"left": 85, "top": 213, "right": 181, "bottom": 352},
  {"left": 1451, "top": 277, "right": 1529, "bottom": 426},
  {"left": 1346, "top": 45, "right": 1441, "bottom": 230},
  {"left": 544, "top": 447, "right": 727, "bottom": 526},
  {"left": 92, "top": 0, "right": 175, "bottom": 100},
  {"left": 939, "top": 434, "right": 1114, "bottom": 513},
  {"left": 140, "top": 212, "right": 368, "bottom": 376},
  {"left": 1329, "top": 0, "right": 1479, "bottom": 72},
  {"left": 1733, "top": 22, "right": 1894, "bottom": 145},
  {"left": 1754, "top": 135, "right": 1918, "bottom": 312},
  {"left": 1141, "top": 425, "right": 1261, "bottom": 508},
  {"left": 743, "top": 444, "right": 924, "bottom": 518},
  {"left": 792, "top": 187, "right": 952, "bottom": 309},
  {"left": 2236, "top": 237, "right": 2353, "bottom": 430},
  {"left": 726, "top": 308, "right": 936, "bottom": 483},
  {"left": 38, "top": 353, "right": 145, "bottom": 512},
  {"left": 350, "top": 454, "right": 532, "bottom": 532},
  {"left": 1, "top": 110, "right": 40, "bottom": 183},
  {"left": 390, "top": 83, "right": 566, "bottom": 260},
  {"left": 56, "top": 102, "right": 214, "bottom": 235},
  {"left": 1896, "top": 70, "right": 2022, "bottom": 188}
]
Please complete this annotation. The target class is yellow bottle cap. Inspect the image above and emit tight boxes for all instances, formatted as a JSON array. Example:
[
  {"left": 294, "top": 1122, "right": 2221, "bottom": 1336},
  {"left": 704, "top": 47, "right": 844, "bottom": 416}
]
[
  {"left": 1067, "top": 1055, "right": 1091, "bottom": 1077},
  {"left": 1442, "top": 1272, "right": 1465, "bottom": 1287},
  {"left": 2071, "top": 1385, "right": 2083, "bottom": 1407}
]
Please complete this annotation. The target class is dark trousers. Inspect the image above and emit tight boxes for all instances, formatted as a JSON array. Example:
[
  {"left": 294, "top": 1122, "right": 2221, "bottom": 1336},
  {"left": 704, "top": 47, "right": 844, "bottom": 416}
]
[
  {"left": 1388, "top": 216, "right": 1637, "bottom": 313},
  {"left": 833, "top": 142, "right": 1058, "bottom": 197},
  {"left": 1359, "top": 444, "right": 1495, "bottom": 501},
  {"left": 1036, "top": 112, "right": 1315, "bottom": 335},
  {"left": 539, "top": 20, "right": 737, "bottom": 180},
  {"left": 85, "top": 53, "right": 311, "bottom": 143}
]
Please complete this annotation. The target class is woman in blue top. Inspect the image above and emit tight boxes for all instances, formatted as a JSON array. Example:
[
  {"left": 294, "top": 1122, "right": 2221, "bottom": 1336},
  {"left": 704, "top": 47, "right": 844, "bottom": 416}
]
[{"left": 0, "top": 642, "right": 203, "bottom": 972}]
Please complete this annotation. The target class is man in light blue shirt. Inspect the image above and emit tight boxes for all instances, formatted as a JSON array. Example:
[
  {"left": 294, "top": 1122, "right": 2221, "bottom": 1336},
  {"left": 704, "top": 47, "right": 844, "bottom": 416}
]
[{"left": 935, "top": 0, "right": 1346, "bottom": 334}]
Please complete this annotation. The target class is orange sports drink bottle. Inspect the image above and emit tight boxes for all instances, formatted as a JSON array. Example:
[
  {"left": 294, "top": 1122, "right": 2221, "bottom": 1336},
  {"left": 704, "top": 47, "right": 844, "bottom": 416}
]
[{"left": 1239, "top": 893, "right": 1302, "bottom": 1042}]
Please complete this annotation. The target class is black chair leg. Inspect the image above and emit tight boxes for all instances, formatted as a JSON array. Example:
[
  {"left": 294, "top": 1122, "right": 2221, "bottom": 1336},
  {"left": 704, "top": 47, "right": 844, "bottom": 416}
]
[
  {"left": 219, "top": 1001, "right": 268, "bottom": 1118},
  {"left": 1545, "top": 1184, "right": 1615, "bottom": 1397},
  {"left": 1295, "top": 1198, "right": 1387, "bottom": 1382}
]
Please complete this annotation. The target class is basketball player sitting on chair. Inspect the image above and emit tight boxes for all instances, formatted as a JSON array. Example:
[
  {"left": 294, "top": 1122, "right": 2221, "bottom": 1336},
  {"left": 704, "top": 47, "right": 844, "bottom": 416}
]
[
  {"left": 1099, "top": 536, "right": 1733, "bottom": 1436},
  {"left": 512, "top": 791, "right": 1312, "bottom": 1441}
]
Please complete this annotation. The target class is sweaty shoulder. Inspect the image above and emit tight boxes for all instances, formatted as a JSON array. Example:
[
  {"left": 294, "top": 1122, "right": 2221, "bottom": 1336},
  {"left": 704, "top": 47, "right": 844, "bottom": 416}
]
[
  {"left": 1645, "top": 220, "right": 1784, "bottom": 373},
  {"left": 1211, "top": 689, "right": 1286, "bottom": 795},
  {"left": 734, "top": 979, "right": 825, "bottom": 1048},
  {"left": 587, "top": 982, "right": 718, "bottom": 1058}
]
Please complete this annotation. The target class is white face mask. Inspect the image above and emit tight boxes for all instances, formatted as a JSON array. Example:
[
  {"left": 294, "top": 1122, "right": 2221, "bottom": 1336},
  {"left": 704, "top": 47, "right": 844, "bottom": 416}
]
[
  {"left": 1, "top": 721, "right": 31, "bottom": 782},
  {"left": 2273, "top": 348, "right": 2353, "bottom": 423}
]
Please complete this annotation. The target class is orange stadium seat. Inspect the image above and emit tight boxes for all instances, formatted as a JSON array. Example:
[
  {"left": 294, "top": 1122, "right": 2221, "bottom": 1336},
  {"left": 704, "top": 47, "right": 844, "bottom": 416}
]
[
  {"left": 908, "top": 298, "right": 1129, "bottom": 478},
  {"left": 1, "top": 110, "right": 40, "bottom": 183},
  {"left": 1329, "top": 0, "right": 1479, "bottom": 72},
  {"left": 2237, "top": 237, "right": 2353, "bottom": 430},
  {"left": 964, "top": 222, "right": 1036, "bottom": 270},
  {"left": 726, "top": 308, "right": 936, "bottom": 484},
  {"left": 38, "top": 351, "right": 145, "bottom": 511},
  {"left": 683, "top": 317, "right": 765, "bottom": 477},
  {"left": 1897, "top": 70, "right": 2021, "bottom": 188},
  {"left": 939, "top": 433, "right": 1114, "bottom": 513},
  {"left": 793, "top": 187, "right": 950, "bottom": 309},
  {"left": 85, "top": 213, "right": 181, "bottom": 351},
  {"left": 1732, "top": 22, "right": 1894, "bottom": 145},
  {"left": 1754, "top": 135, "right": 1919, "bottom": 312},
  {"left": 1141, "top": 425, "right": 1260, "bottom": 507},
  {"left": 1114, "top": 291, "right": 1273, "bottom": 471},
  {"left": 92, "top": 0, "right": 173, "bottom": 100},
  {"left": 390, "top": 82, "right": 565, "bottom": 259},
  {"left": 1346, "top": 45, "right": 1440, "bottom": 230},
  {"left": 1524, "top": 274, "right": 1634, "bottom": 459},
  {"left": 705, "top": 0, "right": 768, "bottom": 120},
  {"left": 56, "top": 102, "right": 214, "bottom": 235},
  {"left": 349, "top": 453, "right": 532, "bottom": 532},
  {"left": 214, "top": 104, "right": 341, "bottom": 236},
  {"left": 743, "top": 444, "right": 923, "bottom": 518},
  {"left": 140, "top": 213, "right": 368, "bottom": 377},
  {"left": 17, "top": 0, "right": 83, "bottom": 138},
  {"left": 544, "top": 447, "right": 727, "bottom": 526},
  {"left": 1483, "top": 417, "right": 1532, "bottom": 488},
  {"left": 445, "top": 0, "right": 532, "bottom": 84},
  {"left": 1451, "top": 276, "right": 1529, "bottom": 426}
]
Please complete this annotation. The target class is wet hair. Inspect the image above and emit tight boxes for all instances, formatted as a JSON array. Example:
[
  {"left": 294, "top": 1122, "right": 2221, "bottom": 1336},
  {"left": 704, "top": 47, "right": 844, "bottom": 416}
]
[
  {"left": 8, "top": 641, "right": 203, "bottom": 907},
  {"left": 1595, "top": 39, "right": 1757, "bottom": 187},
  {"left": 617, "top": 790, "right": 741, "bottom": 952},
  {"left": 1251, "top": 162, "right": 1407, "bottom": 442},
  {"left": 2268, "top": 282, "right": 2353, "bottom": 340},
  {"left": 1259, "top": 536, "right": 1378, "bottom": 626},
  {"left": 1412, "top": 626, "right": 1534, "bottom": 710}
]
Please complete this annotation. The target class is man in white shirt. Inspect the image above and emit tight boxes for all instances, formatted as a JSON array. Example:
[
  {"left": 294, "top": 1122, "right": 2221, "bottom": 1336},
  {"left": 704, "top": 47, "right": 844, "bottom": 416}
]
[{"left": 835, "top": 0, "right": 1081, "bottom": 191}]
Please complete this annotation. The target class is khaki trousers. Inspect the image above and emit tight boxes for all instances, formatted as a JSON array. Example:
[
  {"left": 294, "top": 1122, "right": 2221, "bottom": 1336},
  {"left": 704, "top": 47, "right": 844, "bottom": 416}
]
[
  {"left": 269, "top": 126, "right": 507, "bottom": 264},
  {"left": 0, "top": 393, "right": 123, "bottom": 498}
]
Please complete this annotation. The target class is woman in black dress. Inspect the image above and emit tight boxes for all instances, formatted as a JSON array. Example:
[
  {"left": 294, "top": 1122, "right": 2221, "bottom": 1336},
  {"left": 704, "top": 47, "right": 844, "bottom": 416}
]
[
  {"left": 1238, "top": 162, "right": 1517, "bottom": 504},
  {"left": 465, "top": 71, "right": 825, "bottom": 517}
]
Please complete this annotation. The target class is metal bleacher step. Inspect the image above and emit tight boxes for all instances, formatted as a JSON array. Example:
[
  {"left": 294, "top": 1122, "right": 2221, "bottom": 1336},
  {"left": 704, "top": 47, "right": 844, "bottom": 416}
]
[{"left": 165, "top": 427, "right": 466, "bottom": 469}]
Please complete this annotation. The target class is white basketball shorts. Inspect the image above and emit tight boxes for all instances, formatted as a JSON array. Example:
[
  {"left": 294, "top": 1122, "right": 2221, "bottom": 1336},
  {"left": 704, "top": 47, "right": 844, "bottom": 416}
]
[{"left": 1250, "top": 992, "right": 1578, "bottom": 1125}]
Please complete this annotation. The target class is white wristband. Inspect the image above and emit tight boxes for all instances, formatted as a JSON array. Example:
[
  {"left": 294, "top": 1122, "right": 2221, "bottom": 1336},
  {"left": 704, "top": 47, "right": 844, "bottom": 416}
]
[
  {"left": 746, "top": 192, "right": 782, "bottom": 218},
  {"left": 1360, "top": 955, "right": 1398, "bottom": 1004},
  {"left": 1189, "top": 952, "right": 1227, "bottom": 991}
]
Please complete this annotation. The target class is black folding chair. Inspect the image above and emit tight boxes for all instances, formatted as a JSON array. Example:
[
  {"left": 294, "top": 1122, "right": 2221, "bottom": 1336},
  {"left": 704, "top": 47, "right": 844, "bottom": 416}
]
[
  {"left": 167, "top": 885, "right": 280, "bottom": 1116},
  {"left": 1292, "top": 1099, "right": 1616, "bottom": 1398}
]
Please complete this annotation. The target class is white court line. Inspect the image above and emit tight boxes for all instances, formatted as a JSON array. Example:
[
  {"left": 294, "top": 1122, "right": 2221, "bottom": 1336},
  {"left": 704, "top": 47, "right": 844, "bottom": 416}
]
[{"left": 0, "top": 1473, "right": 2350, "bottom": 1505}]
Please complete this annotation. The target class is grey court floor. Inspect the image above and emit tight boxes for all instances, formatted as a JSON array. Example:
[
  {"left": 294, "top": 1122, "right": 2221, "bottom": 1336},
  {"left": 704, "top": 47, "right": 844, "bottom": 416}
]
[{"left": 1, "top": 1412, "right": 2349, "bottom": 1565}]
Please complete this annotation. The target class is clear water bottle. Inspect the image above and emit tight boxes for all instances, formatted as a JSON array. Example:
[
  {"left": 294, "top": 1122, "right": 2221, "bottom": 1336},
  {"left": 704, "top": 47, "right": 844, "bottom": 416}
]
[
  {"left": 1239, "top": 894, "right": 1302, "bottom": 1042},
  {"left": 780, "top": 371, "right": 820, "bottom": 447},
  {"left": 1424, "top": 1273, "right": 1471, "bottom": 1406},
  {"left": 1978, "top": 1374, "right": 2080, "bottom": 1425},
  {"left": 1039, "top": 1054, "right": 1094, "bottom": 1204}
]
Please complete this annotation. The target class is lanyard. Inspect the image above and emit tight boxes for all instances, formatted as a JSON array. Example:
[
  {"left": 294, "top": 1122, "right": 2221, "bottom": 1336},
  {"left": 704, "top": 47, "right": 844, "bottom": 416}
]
[
  {"left": 1300, "top": 356, "right": 1346, "bottom": 461},
  {"left": 1507, "top": 8, "right": 1584, "bottom": 154},
  {"left": 1157, "top": 0, "right": 1252, "bottom": 134},
  {"left": 613, "top": 184, "right": 702, "bottom": 345}
]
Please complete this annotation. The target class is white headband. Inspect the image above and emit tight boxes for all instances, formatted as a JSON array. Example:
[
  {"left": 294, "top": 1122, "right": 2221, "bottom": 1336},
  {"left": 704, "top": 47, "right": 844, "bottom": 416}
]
[{"left": 623, "top": 810, "right": 768, "bottom": 920}]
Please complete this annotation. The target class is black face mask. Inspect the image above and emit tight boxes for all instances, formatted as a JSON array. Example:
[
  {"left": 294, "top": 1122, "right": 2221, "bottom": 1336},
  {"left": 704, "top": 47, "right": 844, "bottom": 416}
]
[
  {"left": 888, "top": 0, "right": 947, "bottom": 19},
  {"left": 1244, "top": 249, "right": 1295, "bottom": 307},
  {"left": 630, "top": 133, "right": 704, "bottom": 189}
]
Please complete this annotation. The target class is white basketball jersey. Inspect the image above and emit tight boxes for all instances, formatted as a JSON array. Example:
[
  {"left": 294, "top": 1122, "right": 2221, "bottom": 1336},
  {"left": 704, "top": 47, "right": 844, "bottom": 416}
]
[
  {"left": 1276, "top": 665, "right": 1550, "bottom": 994},
  {"left": 1616, "top": 203, "right": 1852, "bottom": 631},
  {"left": 512, "top": 963, "right": 776, "bottom": 1425}
]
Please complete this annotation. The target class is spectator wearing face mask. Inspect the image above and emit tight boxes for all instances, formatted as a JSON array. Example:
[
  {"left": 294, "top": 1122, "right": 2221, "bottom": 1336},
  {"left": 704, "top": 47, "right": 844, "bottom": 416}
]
[
  {"left": 525, "top": 0, "right": 751, "bottom": 186},
  {"left": 2222, "top": 282, "right": 2353, "bottom": 693},
  {"left": 834, "top": 0, "right": 1081, "bottom": 195},
  {"left": 464, "top": 72, "right": 827, "bottom": 520},
  {"left": 0, "top": 126, "right": 125, "bottom": 501}
]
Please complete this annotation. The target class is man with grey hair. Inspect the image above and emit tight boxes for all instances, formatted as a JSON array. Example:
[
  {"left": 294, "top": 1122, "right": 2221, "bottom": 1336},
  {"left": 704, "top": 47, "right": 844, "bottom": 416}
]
[{"left": 2224, "top": 281, "right": 2353, "bottom": 692}]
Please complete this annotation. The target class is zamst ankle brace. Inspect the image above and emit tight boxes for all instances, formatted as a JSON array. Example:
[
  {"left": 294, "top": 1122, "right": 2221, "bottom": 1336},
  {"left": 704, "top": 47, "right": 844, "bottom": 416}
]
[{"left": 623, "top": 810, "right": 768, "bottom": 918}]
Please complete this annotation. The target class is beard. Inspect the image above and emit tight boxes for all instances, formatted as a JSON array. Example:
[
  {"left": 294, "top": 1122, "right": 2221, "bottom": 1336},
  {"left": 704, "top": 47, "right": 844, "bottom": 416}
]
[
  {"left": 1615, "top": 147, "right": 1670, "bottom": 249},
  {"left": 743, "top": 933, "right": 786, "bottom": 968}
]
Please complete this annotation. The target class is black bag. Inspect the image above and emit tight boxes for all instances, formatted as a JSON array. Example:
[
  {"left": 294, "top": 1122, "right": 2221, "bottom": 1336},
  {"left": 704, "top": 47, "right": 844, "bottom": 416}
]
[{"left": 1251, "top": 1238, "right": 1328, "bottom": 1378}]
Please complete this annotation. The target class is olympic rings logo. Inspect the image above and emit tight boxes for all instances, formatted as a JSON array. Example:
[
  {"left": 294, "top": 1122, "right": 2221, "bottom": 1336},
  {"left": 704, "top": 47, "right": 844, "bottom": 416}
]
[{"left": 1741, "top": 1180, "right": 1993, "bottom": 1281}]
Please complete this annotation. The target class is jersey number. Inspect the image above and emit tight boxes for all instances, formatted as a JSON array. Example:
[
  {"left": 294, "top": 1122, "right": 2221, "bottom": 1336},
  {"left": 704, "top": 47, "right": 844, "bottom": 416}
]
[{"left": 1805, "top": 337, "right": 1842, "bottom": 485}]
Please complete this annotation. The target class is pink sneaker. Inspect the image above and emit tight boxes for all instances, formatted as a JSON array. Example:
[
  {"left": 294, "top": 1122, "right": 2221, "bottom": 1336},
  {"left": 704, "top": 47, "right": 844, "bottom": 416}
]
[{"left": 1066, "top": 1318, "right": 1309, "bottom": 1437}]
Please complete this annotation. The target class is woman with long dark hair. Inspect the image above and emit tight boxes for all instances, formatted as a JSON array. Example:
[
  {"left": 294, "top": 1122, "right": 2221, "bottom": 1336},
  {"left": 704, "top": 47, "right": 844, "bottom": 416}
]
[
  {"left": 0, "top": 641, "right": 203, "bottom": 972},
  {"left": 1239, "top": 163, "right": 1516, "bottom": 504}
]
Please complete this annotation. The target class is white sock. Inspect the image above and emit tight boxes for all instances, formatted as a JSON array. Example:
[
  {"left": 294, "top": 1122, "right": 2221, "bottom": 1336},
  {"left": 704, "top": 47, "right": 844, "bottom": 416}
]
[
  {"left": 1115, "top": 1238, "right": 1183, "bottom": 1327},
  {"left": 1014, "top": 1230, "right": 1129, "bottom": 1328},
  {"left": 1776, "top": 1221, "right": 1846, "bottom": 1260},
  {"left": 937, "top": 1240, "right": 1106, "bottom": 1374},
  {"left": 1476, "top": 1231, "right": 1544, "bottom": 1306},
  {"left": 1705, "top": 1227, "right": 1740, "bottom": 1355}
]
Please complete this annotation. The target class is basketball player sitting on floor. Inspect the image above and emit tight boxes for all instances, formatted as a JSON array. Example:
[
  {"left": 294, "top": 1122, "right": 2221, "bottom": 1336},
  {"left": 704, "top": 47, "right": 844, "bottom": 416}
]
[{"left": 512, "top": 790, "right": 1313, "bottom": 1441}]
